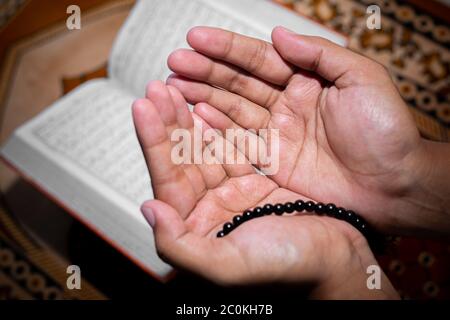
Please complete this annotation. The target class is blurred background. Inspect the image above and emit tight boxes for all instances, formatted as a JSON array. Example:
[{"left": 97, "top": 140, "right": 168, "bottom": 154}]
[{"left": 0, "top": 0, "right": 449, "bottom": 300}]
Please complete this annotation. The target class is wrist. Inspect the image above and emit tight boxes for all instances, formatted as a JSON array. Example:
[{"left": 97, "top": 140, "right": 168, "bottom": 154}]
[
  {"left": 417, "top": 140, "right": 450, "bottom": 214},
  {"left": 400, "top": 139, "right": 450, "bottom": 236},
  {"left": 309, "top": 238, "right": 399, "bottom": 299}
]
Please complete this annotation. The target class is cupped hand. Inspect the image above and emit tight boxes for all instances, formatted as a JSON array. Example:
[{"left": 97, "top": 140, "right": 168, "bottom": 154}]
[
  {"left": 131, "top": 81, "right": 395, "bottom": 298},
  {"left": 166, "top": 26, "right": 432, "bottom": 235}
]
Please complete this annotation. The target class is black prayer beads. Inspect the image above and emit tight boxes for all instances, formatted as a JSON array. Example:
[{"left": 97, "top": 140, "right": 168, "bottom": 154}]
[{"left": 217, "top": 200, "right": 385, "bottom": 253}]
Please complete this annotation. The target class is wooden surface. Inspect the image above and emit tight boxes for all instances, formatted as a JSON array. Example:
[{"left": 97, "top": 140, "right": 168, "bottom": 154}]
[{"left": 0, "top": 0, "right": 115, "bottom": 68}]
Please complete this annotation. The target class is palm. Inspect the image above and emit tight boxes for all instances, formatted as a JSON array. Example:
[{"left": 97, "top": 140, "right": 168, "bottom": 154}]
[
  {"left": 132, "top": 81, "right": 361, "bottom": 285},
  {"left": 186, "top": 173, "right": 362, "bottom": 283},
  {"left": 167, "top": 27, "right": 422, "bottom": 232},
  {"left": 265, "top": 72, "right": 418, "bottom": 227}
]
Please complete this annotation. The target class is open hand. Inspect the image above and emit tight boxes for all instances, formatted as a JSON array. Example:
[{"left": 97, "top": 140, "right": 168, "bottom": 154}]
[{"left": 166, "top": 26, "right": 440, "bottom": 235}]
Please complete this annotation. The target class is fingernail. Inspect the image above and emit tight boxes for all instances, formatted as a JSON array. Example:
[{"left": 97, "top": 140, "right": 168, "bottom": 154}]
[
  {"left": 277, "top": 26, "right": 296, "bottom": 35},
  {"left": 141, "top": 205, "right": 155, "bottom": 227}
]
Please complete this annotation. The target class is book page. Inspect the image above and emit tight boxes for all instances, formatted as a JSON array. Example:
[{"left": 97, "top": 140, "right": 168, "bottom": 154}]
[
  {"left": 1, "top": 79, "right": 171, "bottom": 276},
  {"left": 30, "top": 79, "right": 152, "bottom": 209},
  {"left": 109, "top": 0, "right": 346, "bottom": 97}
]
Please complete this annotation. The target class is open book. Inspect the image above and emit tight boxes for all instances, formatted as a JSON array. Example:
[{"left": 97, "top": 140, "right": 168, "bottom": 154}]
[{"left": 1, "top": 0, "right": 347, "bottom": 280}]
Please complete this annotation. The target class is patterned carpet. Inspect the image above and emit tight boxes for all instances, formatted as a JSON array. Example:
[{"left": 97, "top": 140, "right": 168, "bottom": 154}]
[
  {"left": 0, "top": 0, "right": 449, "bottom": 299},
  {"left": 0, "top": 206, "right": 105, "bottom": 299}
]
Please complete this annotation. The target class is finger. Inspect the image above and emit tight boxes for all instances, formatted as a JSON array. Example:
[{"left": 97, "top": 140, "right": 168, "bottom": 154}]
[
  {"left": 186, "top": 26, "right": 294, "bottom": 86},
  {"left": 145, "top": 84, "right": 209, "bottom": 206},
  {"left": 194, "top": 103, "right": 267, "bottom": 170},
  {"left": 271, "top": 26, "right": 384, "bottom": 88},
  {"left": 141, "top": 200, "right": 234, "bottom": 282},
  {"left": 180, "top": 112, "right": 229, "bottom": 190},
  {"left": 166, "top": 84, "right": 219, "bottom": 198},
  {"left": 168, "top": 49, "right": 281, "bottom": 108},
  {"left": 146, "top": 80, "right": 177, "bottom": 126},
  {"left": 167, "top": 85, "right": 194, "bottom": 129},
  {"left": 132, "top": 98, "right": 196, "bottom": 218},
  {"left": 194, "top": 112, "right": 255, "bottom": 178},
  {"left": 167, "top": 74, "right": 270, "bottom": 130}
]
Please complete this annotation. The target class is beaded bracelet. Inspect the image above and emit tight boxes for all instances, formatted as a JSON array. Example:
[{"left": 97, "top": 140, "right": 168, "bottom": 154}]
[{"left": 216, "top": 200, "right": 386, "bottom": 253}]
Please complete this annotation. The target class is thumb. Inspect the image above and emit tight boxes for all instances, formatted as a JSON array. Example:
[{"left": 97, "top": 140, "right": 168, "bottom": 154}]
[
  {"left": 141, "top": 199, "right": 186, "bottom": 244},
  {"left": 271, "top": 26, "right": 382, "bottom": 87},
  {"left": 140, "top": 200, "right": 220, "bottom": 278}
]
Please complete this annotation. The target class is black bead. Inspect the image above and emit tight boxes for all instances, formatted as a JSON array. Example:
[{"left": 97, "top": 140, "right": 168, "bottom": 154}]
[
  {"left": 263, "top": 204, "right": 274, "bottom": 215},
  {"left": 350, "top": 212, "right": 364, "bottom": 228},
  {"left": 346, "top": 210, "right": 356, "bottom": 222},
  {"left": 242, "top": 210, "right": 253, "bottom": 221},
  {"left": 274, "top": 203, "right": 284, "bottom": 215},
  {"left": 253, "top": 206, "right": 264, "bottom": 217},
  {"left": 305, "top": 201, "right": 315, "bottom": 212},
  {"left": 223, "top": 222, "right": 233, "bottom": 233},
  {"left": 294, "top": 200, "right": 305, "bottom": 212},
  {"left": 357, "top": 222, "right": 365, "bottom": 231},
  {"left": 315, "top": 202, "right": 325, "bottom": 214},
  {"left": 345, "top": 210, "right": 360, "bottom": 227},
  {"left": 335, "top": 207, "right": 346, "bottom": 219},
  {"left": 346, "top": 210, "right": 356, "bottom": 217},
  {"left": 285, "top": 202, "right": 295, "bottom": 213},
  {"left": 217, "top": 230, "right": 225, "bottom": 238},
  {"left": 325, "top": 203, "right": 336, "bottom": 216},
  {"left": 232, "top": 215, "right": 243, "bottom": 226}
]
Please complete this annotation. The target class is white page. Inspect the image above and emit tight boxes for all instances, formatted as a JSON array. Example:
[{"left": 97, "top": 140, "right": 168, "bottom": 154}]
[
  {"left": 28, "top": 79, "right": 153, "bottom": 210},
  {"left": 109, "top": 0, "right": 346, "bottom": 97}
]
